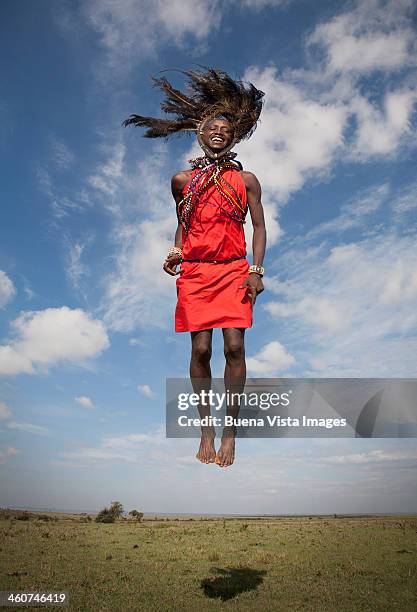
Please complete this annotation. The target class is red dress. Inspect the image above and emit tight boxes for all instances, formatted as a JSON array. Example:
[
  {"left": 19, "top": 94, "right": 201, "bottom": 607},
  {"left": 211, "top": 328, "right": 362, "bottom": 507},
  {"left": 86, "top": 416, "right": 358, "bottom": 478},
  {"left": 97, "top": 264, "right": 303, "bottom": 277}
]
[{"left": 175, "top": 167, "right": 253, "bottom": 332}]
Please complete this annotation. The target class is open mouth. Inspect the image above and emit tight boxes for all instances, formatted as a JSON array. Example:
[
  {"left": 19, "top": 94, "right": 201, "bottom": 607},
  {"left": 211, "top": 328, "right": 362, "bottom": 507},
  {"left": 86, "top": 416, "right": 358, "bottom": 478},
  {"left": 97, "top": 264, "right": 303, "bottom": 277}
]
[{"left": 210, "top": 136, "right": 225, "bottom": 144}]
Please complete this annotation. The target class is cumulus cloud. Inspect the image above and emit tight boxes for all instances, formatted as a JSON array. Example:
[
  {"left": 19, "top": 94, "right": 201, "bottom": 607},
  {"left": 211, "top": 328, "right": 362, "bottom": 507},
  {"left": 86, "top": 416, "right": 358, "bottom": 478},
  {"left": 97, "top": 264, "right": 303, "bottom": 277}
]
[
  {"left": 0, "top": 307, "right": 109, "bottom": 376},
  {"left": 350, "top": 89, "right": 417, "bottom": 158},
  {"left": 75, "top": 395, "right": 94, "bottom": 410},
  {"left": 234, "top": 1, "right": 417, "bottom": 211},
  {"left": 247, "top": 340, "right": 295, "bottom": 375},
  {"left": 0, "top": 402, "right": 12, "bottom": 420},
  {"left": 238, "top": 66, "right": 347, "bottom": 202},
  {"left": 308, "top": 0, "right": 417, "bottom": 75},
  {"left": 0, "top": 271, "right": 16, "bottom": 309}
]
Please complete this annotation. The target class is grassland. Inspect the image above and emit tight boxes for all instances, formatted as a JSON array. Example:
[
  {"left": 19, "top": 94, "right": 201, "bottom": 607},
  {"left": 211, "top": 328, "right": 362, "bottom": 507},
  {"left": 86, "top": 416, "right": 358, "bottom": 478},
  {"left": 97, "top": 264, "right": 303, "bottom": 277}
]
[{"left": 1, "top": 510, "right": 416, "bottom": 611}]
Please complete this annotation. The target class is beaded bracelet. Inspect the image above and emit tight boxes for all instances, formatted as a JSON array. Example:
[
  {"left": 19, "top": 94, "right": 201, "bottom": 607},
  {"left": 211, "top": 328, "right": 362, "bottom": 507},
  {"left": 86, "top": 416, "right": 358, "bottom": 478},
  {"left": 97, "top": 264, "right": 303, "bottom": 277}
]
[
  {"left": 166, "top": 246, "right": 183, "bottom": 260},
  {"left": 249, "top": 264, "right": 265, "bottom": 276}
]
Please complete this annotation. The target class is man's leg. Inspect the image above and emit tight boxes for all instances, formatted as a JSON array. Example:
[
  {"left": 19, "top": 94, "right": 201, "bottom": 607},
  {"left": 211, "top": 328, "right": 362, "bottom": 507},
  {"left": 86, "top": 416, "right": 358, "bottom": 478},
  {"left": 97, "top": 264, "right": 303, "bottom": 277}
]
[
  {"left": 216, "top": 328, "right": 246, "bottom": 467},
  {"left": 190, "top": 329, "right": 216, "bottom": 464}
]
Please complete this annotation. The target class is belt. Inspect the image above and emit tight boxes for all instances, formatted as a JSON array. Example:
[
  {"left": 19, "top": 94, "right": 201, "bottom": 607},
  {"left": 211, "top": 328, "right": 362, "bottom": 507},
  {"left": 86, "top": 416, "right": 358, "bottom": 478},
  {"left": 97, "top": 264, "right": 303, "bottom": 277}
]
[{"left": 181, "top": 255, "right": 247, "bottom": 264}]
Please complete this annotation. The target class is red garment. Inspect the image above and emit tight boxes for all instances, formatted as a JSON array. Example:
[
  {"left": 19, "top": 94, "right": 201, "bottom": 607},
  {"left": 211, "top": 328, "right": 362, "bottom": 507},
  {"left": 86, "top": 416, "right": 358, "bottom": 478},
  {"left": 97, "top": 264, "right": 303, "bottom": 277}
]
[{"left": 175, "top": 167, "right": 253, "bottom": 333}]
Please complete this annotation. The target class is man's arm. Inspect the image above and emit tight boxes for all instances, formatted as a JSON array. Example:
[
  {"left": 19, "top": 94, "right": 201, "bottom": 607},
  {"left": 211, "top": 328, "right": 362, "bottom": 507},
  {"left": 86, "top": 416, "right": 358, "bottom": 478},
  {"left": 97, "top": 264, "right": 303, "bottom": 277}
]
[
  {"left": 240, "top": 171, "right": 267, "bottom": 303},
  {"left": 163, "top": 171, "right": 190, "bottom": 276},
  {"left": 243, "top": 171, "right": 266, "bottom": 266}
]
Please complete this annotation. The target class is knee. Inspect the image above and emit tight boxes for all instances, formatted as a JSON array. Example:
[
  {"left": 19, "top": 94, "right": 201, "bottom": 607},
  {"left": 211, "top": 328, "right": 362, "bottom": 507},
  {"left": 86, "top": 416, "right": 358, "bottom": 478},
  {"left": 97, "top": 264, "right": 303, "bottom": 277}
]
[
  {"left": 191, "top": 342, "right": 212, "bottom": 364},
  {"left": 224, "top": 341, "right": 245, "bottom": 363}
]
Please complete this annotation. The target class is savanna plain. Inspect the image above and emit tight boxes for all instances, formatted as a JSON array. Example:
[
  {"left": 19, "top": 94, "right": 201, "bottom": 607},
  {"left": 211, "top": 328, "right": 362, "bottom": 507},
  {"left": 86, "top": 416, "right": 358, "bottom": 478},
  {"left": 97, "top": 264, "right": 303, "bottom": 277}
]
[{"left": 1, "top": 510, "right": 416, "bottom": 611}]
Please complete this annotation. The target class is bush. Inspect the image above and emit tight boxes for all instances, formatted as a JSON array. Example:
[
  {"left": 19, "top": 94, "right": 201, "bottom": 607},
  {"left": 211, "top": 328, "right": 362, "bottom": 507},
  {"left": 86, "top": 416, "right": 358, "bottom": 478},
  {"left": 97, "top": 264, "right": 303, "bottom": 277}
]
[
  {"left": 95, "top": 508, "right": 115, "bottom": 523},
  {"left": 95, "top": 501, "right": 124, "bottom": 524},
  {"left": 128, "top": 510, "right": 144, "bottom": 522},
  {"left": 109, "top": 501, "right": 124, "bottom": 519}
]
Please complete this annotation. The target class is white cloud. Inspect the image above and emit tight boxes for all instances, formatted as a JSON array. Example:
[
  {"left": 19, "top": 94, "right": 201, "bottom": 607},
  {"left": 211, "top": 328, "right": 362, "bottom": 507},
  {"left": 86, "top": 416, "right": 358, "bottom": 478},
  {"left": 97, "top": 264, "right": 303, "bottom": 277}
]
[
  {"left": 0, "top": 346, "right": 33, "bottom": 376},
  {"left": 0, "top": 271, "right": 16, "bottom": 309},
  {"left": 320, "top": 449, "right": 417, "bottom": 465},
  {"left": 88, "top": 143, "right": 126, "bottom": 204},
  {"left": 54, "top": 0, "right": 417, "bottom": 340},
  {"left": 64, "top": 235, "right": 92, "bottom": 291},
  {"left": 81, "top": 0, "right": 222, "bottom": 74},
  {"left": 50, "top": 137, "right": 74, "bottom": 169},
  {"left": 247, "top": 340, "right": 295, "bottom": 375},
  {"left": 0, "top": 307, "right": 109, "bottom": 376},
  {"left": 137, "top": 384, "right": 156, "bottom": 399},
  {"left": 308, "top": 0, "right": 417, "bottom": 75},
  {"left": 350, "top": 89, "right": 417, "bottom": 158},
  {"left": 265, "top": 296, "right": 352, "bottom": 334},
  {"left": 307, "top": 184, "right": 389, "bottom": 239},
  {"left": 0, "top": 402, "right": 12, "bottom": 420},
  {"left": 156, "top": 0, "right": 222, "bottom": 44},
  {"left": 379, "top": 260, "right": 417, "bottom": 305},
  {"left": 238, "top": 66, "right": 347, "bottom": 203},
  {"left": 99, "top": 215, "right": 177, "bottom": 332},
  {"left": 36, "top": 166, "right": 87, "bottom": 219},
  {"left": 264, "top": 225, "right": 417, "bottom": 376},
  {"left": 88, "top": 141, "right": 179, "bottom": 332},
  {"left": 0, "top": 446, "right": 20, "bottom": 464},
  {"left": 233, "top": 2, "right": 417, "bottom": 213},
  {"left": 60, "top": 426, "right": 166, "bottom": 465},
  {"left": 391, "top": 181, "right": 417, "bottom": 215},
  {"left": 241, "top": 0, "right": 290, "bottom": 8},
  {"left": 129, "top": 338, "right": 145, "bottom": 346},
  {"left": 7, "top": 422, "right": 49, "bottom": 435},
  {"left": 75, "top": 395, "right": 94, "bottom": 410}
]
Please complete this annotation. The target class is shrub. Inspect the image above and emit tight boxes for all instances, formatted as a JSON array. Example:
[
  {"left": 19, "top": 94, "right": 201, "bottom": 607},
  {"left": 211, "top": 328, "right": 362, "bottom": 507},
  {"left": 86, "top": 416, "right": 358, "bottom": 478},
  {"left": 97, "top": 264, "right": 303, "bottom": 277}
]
[
  {"left": 95, "top": 501, "right": 124, "bottom": 523},
  {"left": 128, "top": 510, "right": 144, "bottom": 522},
  {"left": 95, "top": 507, "right": 115, "bottom": 523},
  {"left": 109, "top": 501, "right": 124, "bottom": 519}
]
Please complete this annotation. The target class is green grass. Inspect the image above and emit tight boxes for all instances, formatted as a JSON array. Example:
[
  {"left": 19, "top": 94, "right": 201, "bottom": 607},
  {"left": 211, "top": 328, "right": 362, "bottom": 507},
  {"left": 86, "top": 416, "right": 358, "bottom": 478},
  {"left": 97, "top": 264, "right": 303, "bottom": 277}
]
[{"left": 1, "top": 511, "right": 416, "bottom": 611}]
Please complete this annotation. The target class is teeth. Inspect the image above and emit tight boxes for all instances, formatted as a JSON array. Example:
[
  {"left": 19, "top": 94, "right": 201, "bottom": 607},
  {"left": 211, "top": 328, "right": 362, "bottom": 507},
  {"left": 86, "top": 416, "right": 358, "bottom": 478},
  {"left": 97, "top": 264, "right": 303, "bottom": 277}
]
[{"left": 211, "top": 137, "right": 223, "bottom": 142}]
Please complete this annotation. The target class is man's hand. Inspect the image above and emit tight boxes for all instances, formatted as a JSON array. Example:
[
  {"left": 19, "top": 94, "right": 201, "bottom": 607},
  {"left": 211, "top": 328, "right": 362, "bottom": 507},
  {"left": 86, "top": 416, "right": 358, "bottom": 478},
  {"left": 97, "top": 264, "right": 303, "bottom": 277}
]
[
  {"left": 239, "top": 273, "right": 264, "bottom": 306},
  {"left": 163, "top": 254, "right": 182, "bottom": 276}
]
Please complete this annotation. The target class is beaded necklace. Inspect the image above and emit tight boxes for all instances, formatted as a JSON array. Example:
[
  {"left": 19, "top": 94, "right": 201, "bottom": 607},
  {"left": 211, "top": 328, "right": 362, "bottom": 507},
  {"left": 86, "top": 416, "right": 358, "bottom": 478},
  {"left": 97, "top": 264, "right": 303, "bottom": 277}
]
[{"left": 178, "top": 154, "right": 246, "bottom": 234}]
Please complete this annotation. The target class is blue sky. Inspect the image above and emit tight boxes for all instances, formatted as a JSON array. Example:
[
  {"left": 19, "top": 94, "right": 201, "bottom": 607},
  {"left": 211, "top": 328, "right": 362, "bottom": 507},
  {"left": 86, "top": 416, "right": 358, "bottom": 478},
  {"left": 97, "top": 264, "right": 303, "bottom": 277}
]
[{"left": 1, "top": 0, "right": 417, "bottom": 514}]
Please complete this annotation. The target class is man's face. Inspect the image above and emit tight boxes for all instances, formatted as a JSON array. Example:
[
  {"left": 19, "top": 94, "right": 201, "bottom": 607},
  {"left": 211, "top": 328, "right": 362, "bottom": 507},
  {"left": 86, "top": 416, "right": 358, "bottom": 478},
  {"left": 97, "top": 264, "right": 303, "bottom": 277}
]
[{"left": 200, "top": 118, "right": 234, "bottom": 152}]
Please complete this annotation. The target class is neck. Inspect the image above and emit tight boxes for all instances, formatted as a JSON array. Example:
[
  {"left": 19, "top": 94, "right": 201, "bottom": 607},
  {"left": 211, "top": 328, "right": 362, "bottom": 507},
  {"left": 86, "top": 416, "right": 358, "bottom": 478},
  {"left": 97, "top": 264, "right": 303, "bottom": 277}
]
[{"left": 189, "top": 151, "right": 241, "bottom": 170}]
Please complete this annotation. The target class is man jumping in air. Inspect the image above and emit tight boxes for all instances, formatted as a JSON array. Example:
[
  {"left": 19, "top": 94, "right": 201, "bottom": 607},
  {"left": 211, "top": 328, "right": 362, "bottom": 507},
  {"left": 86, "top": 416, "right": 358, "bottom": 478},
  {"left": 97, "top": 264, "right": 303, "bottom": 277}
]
[{"left": 124, "top": 68, "right": 267, "bottom": 468}]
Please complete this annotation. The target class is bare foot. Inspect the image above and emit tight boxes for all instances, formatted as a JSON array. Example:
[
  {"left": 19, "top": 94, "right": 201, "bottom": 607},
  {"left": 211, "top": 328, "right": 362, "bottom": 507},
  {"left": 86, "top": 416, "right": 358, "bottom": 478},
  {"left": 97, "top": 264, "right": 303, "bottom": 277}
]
[
  {"left": 215, "top": 427, "right": 236, "bottom": 467},
  {"left": 196, "top": 427, "right": 216, "bottom": 464}
]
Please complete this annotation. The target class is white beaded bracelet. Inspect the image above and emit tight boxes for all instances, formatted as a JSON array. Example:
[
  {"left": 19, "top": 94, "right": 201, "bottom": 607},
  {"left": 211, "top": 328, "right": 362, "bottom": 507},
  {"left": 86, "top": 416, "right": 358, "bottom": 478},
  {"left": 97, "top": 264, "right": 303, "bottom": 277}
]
[
  {"left": 166, "top": 246, "right": 183, "bottom": 261},
  {"left": 249, "top": 264, "right": 265, "bottom": 276}
]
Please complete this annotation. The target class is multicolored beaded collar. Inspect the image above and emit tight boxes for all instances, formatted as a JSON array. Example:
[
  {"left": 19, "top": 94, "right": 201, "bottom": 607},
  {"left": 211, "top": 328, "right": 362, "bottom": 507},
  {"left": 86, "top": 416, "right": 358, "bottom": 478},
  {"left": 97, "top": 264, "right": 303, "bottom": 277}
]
[{"left": 178, "top": 154, "right": 246, "bottom": 235}]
